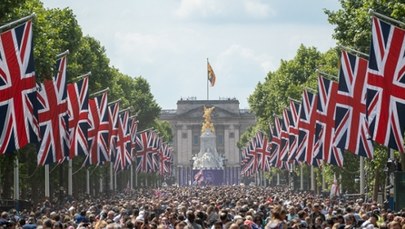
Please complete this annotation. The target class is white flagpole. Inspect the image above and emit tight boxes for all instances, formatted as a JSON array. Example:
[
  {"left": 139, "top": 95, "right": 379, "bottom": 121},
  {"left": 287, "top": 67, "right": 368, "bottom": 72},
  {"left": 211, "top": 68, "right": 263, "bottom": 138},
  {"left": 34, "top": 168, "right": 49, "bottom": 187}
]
[
  {"left": 310, "top": 166, "right": 315, "bottom": 191},
  {"left": 68, "top": 160, "right": 72, "bottom": 196},
  {"left": 130, "top": 165, "right": 134, "bottom": 190},
  {"left": 99, "top": 177, "right": 103, "bottom": 193},
  {"left": 0, "top": 13, "right": 36, "bottom": 32},
  {"left": 45, "top": 165, "right": 50, "bottom": 198},
  {"left": 114, "top": 170, "right": 117, "bottom": 190},
  {"left": 360, "top": 157, "right": 365, "bottom": 195},
  {"left": 14, "top": 157, "right": 19, "bottom": 200},
  {"left": 207, "top": 58, "right": 209, "bottom": 100},
  {"left": 300, "top": 165, "right": 304, "bottom": 190},
  {"left": 86, "top": 169, "right": 90, "bottom": 195},
  {"left": 277, "top": 172, "right": 280, "bottom": 185},
  {"left": 110, "top": 163, "right": 113, "bottom": 191}
]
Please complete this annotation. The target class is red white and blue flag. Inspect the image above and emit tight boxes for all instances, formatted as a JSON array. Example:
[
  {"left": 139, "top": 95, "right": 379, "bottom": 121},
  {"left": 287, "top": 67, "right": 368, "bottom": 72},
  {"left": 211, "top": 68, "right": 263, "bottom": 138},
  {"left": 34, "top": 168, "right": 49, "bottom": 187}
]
[
  {"left": 87, "top": 92, "right": 109, "bottom": 165},
  {"left": 297, "top": 90, "right": 319, "bottom": 166},
  {"left": 194, "top": 169, "right": 204, "bottom": 185},
  {"left": 135, "top": 130, "right": 155, "bottom": 173},
  {"left": 37, "top": 53, "right": 69, "bottom": 165},
  {"left": 129, "top": 116, "right": 138, "bottom": 157},
  {"left": 272, "top": 116, "right": 290, "bottom": 170},
  {"left": 247, "top": 135, "right": 260, "bottom": 174},
  {"left": 287, "top": 100, "right": 301, "bottom": 163},
  {"left": 366, "top": 16, "right": 405, "bottom": 153},
  {"left": 254, "top": 131, "right": 272, "bottom": 171},
  {"left": 67, "top": 76, "right": 89, "bottom": 159},
  {"left": 159, "top": 142, "right": 172, "bottom": 176},
  {"left": 240, "top": 141, "right": 256, "bottom": 176},
  {"left": 279, "top": 113, "right": 290, "bottom": 162},
  {"left": 0, "top": 18, "right": 39, "bottom": 155},
  {"left": 108, "top": 101, "right": 120, "bottom": 162},
  {"left": 114, "top": 110, "right": 132, "bottom": 171},
  {"left": 334, "top": 50, "right": 373, "bottom": 158},
  {"left": 314, "top": 76, "right": 344, "bottom": 167}
]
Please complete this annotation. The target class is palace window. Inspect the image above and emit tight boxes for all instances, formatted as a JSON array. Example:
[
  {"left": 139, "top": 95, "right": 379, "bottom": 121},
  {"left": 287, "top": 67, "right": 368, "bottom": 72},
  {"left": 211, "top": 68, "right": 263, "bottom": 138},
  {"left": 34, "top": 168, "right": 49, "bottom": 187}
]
[{"left": 193, "top": 135, "right": 199, "bottom": 145}]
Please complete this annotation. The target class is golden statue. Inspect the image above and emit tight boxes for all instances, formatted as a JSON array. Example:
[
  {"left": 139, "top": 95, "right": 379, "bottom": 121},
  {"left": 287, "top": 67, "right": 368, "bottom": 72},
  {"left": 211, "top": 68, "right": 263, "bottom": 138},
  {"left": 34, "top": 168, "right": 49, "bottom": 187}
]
[{"left": 202, "top": 106, "right": 215, "bottom": 133}]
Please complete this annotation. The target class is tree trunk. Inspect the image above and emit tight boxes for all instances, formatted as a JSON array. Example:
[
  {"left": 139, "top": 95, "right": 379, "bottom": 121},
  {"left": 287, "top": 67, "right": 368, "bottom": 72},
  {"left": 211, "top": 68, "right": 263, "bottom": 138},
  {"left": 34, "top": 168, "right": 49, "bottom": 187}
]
[
  {"left": 400, "top": 153, "right": 405, "bottom": 171},
  {"left": 373, "top": 173, "right": 380, "bottom": 201}
]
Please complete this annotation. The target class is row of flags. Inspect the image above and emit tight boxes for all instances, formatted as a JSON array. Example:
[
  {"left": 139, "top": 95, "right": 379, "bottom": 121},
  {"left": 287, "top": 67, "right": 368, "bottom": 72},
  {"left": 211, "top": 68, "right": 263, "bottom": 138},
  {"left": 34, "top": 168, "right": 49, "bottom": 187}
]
[
  {"left": 241, "top": 13, "right": 405, "bottom": 175},
  {"left": 0, "top": 15, "right": 173, "bottom": 174}
]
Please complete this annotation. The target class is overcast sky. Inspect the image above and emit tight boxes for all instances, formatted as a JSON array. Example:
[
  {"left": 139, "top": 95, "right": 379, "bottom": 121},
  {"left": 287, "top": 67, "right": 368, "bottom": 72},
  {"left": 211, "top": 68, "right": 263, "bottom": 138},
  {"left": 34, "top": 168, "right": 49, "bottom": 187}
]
[{"left": 41, "top": 0, "right": 340, "bottom": 109}]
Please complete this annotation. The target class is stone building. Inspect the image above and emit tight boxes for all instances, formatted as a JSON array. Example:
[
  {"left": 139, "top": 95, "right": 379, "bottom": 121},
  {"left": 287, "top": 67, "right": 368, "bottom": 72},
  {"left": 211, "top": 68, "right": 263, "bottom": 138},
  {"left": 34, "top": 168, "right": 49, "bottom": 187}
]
[{"left": 160, "top": 98, "right": 256, "bottom": 185}]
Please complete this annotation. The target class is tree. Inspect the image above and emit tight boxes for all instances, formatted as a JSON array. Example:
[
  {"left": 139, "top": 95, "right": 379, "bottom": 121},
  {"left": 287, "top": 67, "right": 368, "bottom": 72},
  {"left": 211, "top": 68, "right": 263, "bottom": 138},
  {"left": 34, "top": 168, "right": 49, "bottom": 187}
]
[
  {"left": 325, "top": 0, "right": 405, "bottom": 198},
  {"left": 325, "top": 1, "right": 405, "bottom": 53}
]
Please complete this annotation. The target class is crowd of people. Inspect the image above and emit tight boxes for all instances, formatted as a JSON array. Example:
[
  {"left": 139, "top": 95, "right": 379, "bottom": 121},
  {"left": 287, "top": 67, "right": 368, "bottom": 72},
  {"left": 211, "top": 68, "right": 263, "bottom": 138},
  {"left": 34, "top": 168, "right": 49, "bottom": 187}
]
[{"left": 0, "top": 186, "right": 404, "bottom": 229}]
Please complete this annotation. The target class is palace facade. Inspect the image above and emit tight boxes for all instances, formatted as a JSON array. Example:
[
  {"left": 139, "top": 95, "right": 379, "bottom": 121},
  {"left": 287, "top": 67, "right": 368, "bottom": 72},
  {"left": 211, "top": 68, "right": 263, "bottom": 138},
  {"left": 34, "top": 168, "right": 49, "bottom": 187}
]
[{"left": 160, "top": 98, "right": 256, "bottom": 185}]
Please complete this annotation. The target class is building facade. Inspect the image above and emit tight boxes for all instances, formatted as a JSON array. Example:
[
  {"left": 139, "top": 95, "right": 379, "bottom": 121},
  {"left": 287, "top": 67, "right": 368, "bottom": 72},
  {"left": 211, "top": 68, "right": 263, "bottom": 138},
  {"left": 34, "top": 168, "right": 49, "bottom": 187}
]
[{"left": 160, "top": 98, "right": 256, "bottom": 185}]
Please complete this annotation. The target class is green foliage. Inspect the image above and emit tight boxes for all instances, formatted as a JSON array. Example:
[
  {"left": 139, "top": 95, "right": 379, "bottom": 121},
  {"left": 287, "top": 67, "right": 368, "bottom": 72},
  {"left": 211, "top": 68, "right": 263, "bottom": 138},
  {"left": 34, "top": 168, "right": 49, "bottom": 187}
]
[
  {"left": 129, "top": 77, "right": 161, "bottom": 129},
  {"left": 243, "top": 45, "right": 339, "bottom": 148},
  {"left": 325, "top": 0, "right": 405, "bottom": 53},
  {"left": 0, "top": 0, "right": 164, "bottom": 201},
  {"left": 248, "top": 45, "right": 338, "bottom": 124},
  {"left": 325, "top": 0, "right": 405, "bottom": 198},
  {"left": 0, "top": 0, "right": 27, "bottom": 21},
  {"left": 153, "top": 120, "right": 173, "bottom": 143}
]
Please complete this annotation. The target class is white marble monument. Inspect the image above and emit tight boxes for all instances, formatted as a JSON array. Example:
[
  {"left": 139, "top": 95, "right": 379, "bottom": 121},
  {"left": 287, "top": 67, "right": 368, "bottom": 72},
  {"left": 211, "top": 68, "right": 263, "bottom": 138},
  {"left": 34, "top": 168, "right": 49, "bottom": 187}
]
[{"left": 192, "top": 106, "right": 224, "bottom": 169}]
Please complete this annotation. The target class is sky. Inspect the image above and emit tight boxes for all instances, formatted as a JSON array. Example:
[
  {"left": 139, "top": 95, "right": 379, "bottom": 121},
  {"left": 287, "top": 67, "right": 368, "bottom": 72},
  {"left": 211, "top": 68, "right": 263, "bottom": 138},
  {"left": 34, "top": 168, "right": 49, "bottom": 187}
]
[{"left": 41, "top": 0, "right": 341, "bottom": 109}]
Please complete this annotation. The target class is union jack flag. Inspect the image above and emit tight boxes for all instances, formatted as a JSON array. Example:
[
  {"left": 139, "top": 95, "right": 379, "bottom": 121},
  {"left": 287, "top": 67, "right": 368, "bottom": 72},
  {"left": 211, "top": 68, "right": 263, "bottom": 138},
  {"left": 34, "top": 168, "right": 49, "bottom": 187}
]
[
  {"left": 280, "top": 112, "right": 290, "bottom": 162},
  {"left": 135, "top": 130, "right": 155, "bottom": 173},
  {"left": 240, "top": 145, "right": 250, "bottom": 176},
  {"left": 150, "top": 131, "right": 161, "bottom": 173},
  {"left": 254, "top": 131, "right": 272, "bottom": 171},
  {"left": 297, "top": 90, "right": 319, "bottom": 166},
  {"left": 271, "top": 116, "right": 290, "bottom": 170},
  {"left": 67, "top": 76, "right": 89, "bottom": 159},
  {"left": 114, "top": 110, "right": 132, "bottom": 171},
  {"left": 247, "top": 135, "right": 260, "bottom": 174},
  {"left": 194, "top": 169, "right": 204, "bottom": 185},
  {"left": 0, "top": 18, "right": 39, "bottom": 155},
  {"left": 87, "top": 92, "right": 109, "bottom": 165},
  {"left": 37, "top": 53, "right": 69, "bottom": 165},
  {"left": 334, "top": 50, "right": 373, "bottom": 158},
  {"left": 240, "top": 140, "right": 257, "bottom": 176},
  {"left": 314, "top": 76, "right": 344, "bottom": 167},
  {"left": 158, "top": 142, "right": 172, "bottom": 176},
  {"left": 287, "top": 100, "right": 301, "bottom": 163},
  {"left": 129, "top": 116, "right": 138, "bottom": 157},
  {"left": 366, "top": 16, "right": 405, "bottom": 153},
  {"left": 108, "top": 101, "right": 120, "bottom": 162}
]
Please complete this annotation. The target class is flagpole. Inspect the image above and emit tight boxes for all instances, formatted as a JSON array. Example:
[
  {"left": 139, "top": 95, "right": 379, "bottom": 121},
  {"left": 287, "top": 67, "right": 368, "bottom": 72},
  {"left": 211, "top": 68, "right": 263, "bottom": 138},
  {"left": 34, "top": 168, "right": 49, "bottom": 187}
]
[
  {"left": 108, "top": 98, "right": 121, "bottom": 106},
  {"left": 56, "top": 50, "right": 70, "bottom": 59},
  {"left": 45, "top": 164, "right": 50, "bottom": 198},
  {"left": 90, "top": 87, "right": 109, "bottom": 98},
  {"left": 14, "top": 157, "right": 19, "bottom": 200},
  {"left": 360, "top": 156, "right": 365, "bottom": 195},
  {"left": 69, "top": 71, "right": 91, "bottom": 83},
  {"left": 68, "top": 160, "right": 72, "bottom": 196},
  {"left": 0, "top": 13, "right": 36, "bottom": 32},
  {"left": 207, "top": 58, "right": 209, "bottom": 100},
  {"left": 339, "top": 46, "right": 369, "bottom": 58},
  {"left": 369, "top": 9, "right": 405, "bottom": 27},
  {"left": 316, "top": 69, "right": 339, "bottom": 81}
]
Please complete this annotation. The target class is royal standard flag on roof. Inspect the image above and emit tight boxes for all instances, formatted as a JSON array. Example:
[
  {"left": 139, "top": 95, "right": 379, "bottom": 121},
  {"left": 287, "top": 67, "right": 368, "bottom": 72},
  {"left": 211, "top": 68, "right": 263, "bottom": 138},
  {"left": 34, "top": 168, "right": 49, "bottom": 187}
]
[{"left": 207, "top": 61, "right": 216, "bottom": 86}]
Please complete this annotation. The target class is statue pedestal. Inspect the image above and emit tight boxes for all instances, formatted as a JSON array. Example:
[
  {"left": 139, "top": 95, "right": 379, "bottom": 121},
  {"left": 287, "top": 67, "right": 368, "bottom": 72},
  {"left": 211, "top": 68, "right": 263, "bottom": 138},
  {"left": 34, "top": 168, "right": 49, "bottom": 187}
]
[{"left": 193, "top": 169, "right": 223, "bottom": 186}]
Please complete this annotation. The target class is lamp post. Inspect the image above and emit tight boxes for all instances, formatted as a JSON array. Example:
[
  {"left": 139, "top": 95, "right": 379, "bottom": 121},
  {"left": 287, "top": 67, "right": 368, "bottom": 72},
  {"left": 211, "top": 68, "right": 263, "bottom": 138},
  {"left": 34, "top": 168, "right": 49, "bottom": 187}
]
[
  {"left": 223, "top": 158, "right": 228, "bottom": 185},
  {"left": 190, "top": 159, "right": 194, "bottom": 186}
]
